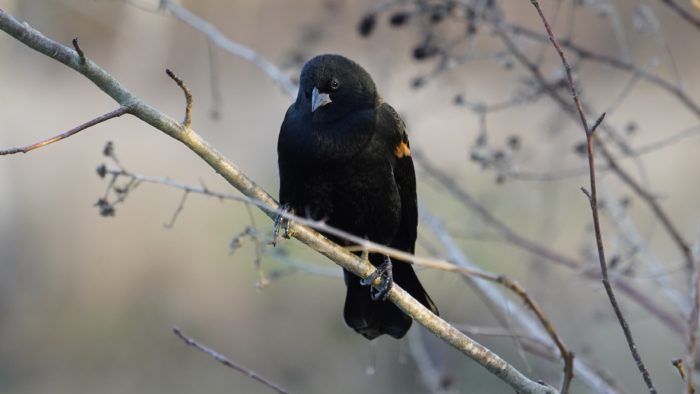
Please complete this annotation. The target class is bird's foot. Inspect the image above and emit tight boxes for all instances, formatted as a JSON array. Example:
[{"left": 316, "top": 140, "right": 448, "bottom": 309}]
[
  {"left": 361, "top": 256, "right": 393, "bottom": 301},
  {"left": 271, "top": 204, "right": 293, "bottom": 246}
]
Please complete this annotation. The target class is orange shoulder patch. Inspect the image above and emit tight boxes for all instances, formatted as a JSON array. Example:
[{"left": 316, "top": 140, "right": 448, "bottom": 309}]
[{"left": 394, "top": 141, "right": 411, "bottom": 158}]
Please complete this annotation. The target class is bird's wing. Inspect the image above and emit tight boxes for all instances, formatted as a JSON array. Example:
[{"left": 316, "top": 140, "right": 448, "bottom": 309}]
[
  {"left": 377, "top": 102, "right": 417, "bottom": 254},
  {"left": 377, "top": 103, "right": 439, "bottom": 315},
  {"left": 277, "top": 105, "right": 300, "bottom": 206}
]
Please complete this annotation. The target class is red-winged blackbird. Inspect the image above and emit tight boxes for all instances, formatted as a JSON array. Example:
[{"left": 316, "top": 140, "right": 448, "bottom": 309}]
[{"left": 277, "top": 54, "right": 439, "bottom": 340}]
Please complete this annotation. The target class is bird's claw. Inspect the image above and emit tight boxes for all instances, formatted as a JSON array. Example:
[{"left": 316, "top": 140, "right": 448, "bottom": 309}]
[
  {"left": 361, "top": 256, "right": 393, "bottom": 301},
  {"left": 271, "top": 204, "right": 293, "bottom": 246}
]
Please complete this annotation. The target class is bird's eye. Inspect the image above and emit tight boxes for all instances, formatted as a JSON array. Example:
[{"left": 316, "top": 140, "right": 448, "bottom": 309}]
[{"left": 329, "top": 79, "right": 340, "bottom": 91}]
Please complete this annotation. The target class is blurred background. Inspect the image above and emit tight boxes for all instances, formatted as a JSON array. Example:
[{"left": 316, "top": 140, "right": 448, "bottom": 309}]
[{"left": 1, "top": 0, "right": 700, "bottom": 393}]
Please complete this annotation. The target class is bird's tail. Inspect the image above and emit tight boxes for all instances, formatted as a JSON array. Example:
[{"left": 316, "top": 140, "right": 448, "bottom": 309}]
[{"left": 343, "top": 258, "right": 438, "bottom": 340}]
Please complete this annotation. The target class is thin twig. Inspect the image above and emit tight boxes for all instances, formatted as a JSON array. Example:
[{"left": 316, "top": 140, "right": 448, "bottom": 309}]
[
  {"left": 528, "top": 1, "right": 657, "bottom": 392},
  {"left": 172, "top": 326, "right": 289, "bottom": 394},
  {"left": 166, "top": 69, "right": 193, "bottom": 128},
  {"left": 0, "top": 107, "right": 128, "bottom": 155},
  {"left": 163, "top": 190, "right": 189, "bottom": 228},
  {"left": 672, "top": 358, "right": 688, "bottom": 385},
  {"left": 72, "top": 37, "right": 85, "bottom": 64}
]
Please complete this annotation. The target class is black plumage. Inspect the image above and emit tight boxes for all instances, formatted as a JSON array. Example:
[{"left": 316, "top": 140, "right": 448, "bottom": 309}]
[{"left": 277, "top": 54, "right": 438, "bottom": 340}]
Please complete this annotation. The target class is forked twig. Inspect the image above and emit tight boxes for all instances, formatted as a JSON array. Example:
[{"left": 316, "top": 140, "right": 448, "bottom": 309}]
[{"left": 529, "top": 1, "right": 657, "bottom": 392}]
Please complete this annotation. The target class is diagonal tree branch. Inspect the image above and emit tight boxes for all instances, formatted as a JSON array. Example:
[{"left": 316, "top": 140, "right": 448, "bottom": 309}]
[{"left": 0, "top": 8, "right": 556, "bottom": 394}]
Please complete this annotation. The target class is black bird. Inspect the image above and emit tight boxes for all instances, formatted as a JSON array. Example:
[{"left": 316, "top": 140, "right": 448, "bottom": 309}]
[{"left": 277, "top": 54, "right": 438, "bottom": 340}]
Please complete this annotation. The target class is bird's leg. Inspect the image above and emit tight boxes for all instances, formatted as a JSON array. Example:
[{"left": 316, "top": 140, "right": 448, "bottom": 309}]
[
  {"left": 360, "top": 256, "right": 393, "bottom": 301},
  {"left": 271, "top": 204, "right": 293, "bottom": 246}
]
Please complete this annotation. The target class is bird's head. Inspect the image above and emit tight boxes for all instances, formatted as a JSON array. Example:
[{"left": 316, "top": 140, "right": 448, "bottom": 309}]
[{"left": 297, "top": 54, "right": 377, "bottom": 122}]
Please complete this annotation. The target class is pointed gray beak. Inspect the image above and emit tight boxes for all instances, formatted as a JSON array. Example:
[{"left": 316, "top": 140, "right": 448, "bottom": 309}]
[{"left": 311, "top": 87, "right": 332, "bottom": 112}]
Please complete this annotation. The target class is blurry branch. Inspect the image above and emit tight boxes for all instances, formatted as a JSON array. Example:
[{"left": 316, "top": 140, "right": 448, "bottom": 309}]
[
  {"left": 507, "top": 23, "right": 700, "bottom": 118},
  {"left": 657, "top": 0, "right": 700, "bottom": 31},
  {"left": 454, "top": 324, "right": 632, "bottom": 394},
  {"left": 415, "top": 150, "right": 581, "bottom": 270},
  {"left": 159, "top": 0, "right": 298, "bottom": 97},
  {"left": 172, "top": 326, "right": 289, "bottom": 394},
  {"left": 422, "top": 209, "right": 624, "bottom": 394},
  {"left": 600, "top": 188, "right": 689, "bottom": 313},
  {"left": 528, "top": 1, "right": 656, "bottom": 392},
  {"left": 497, "top": 27, "right": 694, "bottom": 275},
  {"left": 0, "top": 9, "right": 556, "bottom": 394},
  {"left": 243, "top": 204, "right": 270, "bottom": 289},
  {"left": 416, "top": 149, "right": 686, "bottom": 341},
  {"left": 408, "top": 328, "right": 455, "bottom": 394}
]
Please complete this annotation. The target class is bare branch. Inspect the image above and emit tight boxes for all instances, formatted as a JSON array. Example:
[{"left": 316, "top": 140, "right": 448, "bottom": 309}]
[
  {"left": 529, "top": 1, "right": 656, "bottom": 392},
  {"left": 0, "top": 107, "right": 128, "bottom": 155},
  {"left": 172, "top": 326, "right": 289, "bottom": 394}
]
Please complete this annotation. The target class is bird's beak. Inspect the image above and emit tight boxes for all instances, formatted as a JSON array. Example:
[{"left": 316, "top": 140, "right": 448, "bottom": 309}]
[{"left": 311, "top": 87, "right": 332, "bottom": 112}]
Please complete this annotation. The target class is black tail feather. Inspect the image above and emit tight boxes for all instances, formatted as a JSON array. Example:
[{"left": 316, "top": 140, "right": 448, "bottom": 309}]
[{"left": 342, "top": 257, "right": 438, "bottom": 340}]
